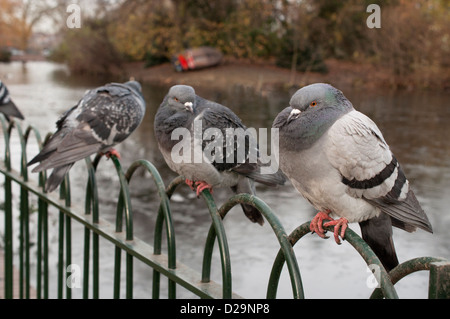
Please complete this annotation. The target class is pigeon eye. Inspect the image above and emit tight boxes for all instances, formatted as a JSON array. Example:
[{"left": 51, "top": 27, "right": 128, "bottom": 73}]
[
  {"left": 310, "top": 101, "right": 317, "bottom": 107},
  {"left": 174, "top": 97, "right": 180, "bottom": 102}
]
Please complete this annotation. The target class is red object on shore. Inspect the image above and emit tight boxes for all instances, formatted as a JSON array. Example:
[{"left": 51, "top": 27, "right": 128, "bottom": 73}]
[{"left": 172, "top": 47, "right": 223, "bottom": 72}]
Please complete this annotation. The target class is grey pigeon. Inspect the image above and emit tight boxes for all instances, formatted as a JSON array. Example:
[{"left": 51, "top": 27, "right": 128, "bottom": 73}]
[
  {"left": 28, "top": 81, "right": 146, "bottom": 192},
  {"left": 0, "top": 80, "right": 25, "bottom": 121},
  {"left": 272, "top": 83, "right": 432, "bottom": 271},
  {"left": 155, "top": 85, "right": 285, "bottom": 225}
]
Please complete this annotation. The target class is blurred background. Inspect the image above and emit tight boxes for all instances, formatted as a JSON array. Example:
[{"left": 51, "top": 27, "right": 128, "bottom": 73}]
[
  {"left": 0, "top": 0, "right": 449, "bottom": 299},
  {"left": 1, "top": 0, "right": 449, "bottom": 89}
]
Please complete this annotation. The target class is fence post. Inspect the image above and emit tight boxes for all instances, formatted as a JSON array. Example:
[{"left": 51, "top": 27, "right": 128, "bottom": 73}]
[
  {"left": 428, "top": 261, "right": 450, "bottom": 299},
  {"left": 24, "top": 125, "right": 47, "bottom": 299},
  {"left": 1, "top": 114, "right": 13, "bottom": 299},
  {"left": 111, "top": 156, "right": 134, "bottom": 299},
  {"left": 126, "top": 160, "right": 176, "bottom": 299},
  {"left": 201, "top": 193, "right": 304, "bottom": 299},
  {"left": 201, "top": 189, "right": 233, "bottom": 299}
]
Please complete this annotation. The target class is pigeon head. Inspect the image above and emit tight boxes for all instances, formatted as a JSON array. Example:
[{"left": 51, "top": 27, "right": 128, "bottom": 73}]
[
  {"left": 273, "top": 83, "right": 354, "bottom": 151},
  {"left": 287, "top": 83, "right": 352, "bottom": 123},
  {"left": 124, "top": 80, "right": 142, "bottom": 94},
  {"left": 166, "top": 85, "right": 195, "bottom": 113}
]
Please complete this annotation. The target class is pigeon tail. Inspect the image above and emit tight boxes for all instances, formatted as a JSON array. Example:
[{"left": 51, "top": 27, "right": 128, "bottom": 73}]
[
  {"left": 231, "top": 176, "right": 264, "bottom": 226},
  {"left": 245, "top": 170, "right": 286, "bottom": 187},
  {"left": 240, "top": 203, "right": 264, "bottom": 226},
  {"left": 0, "top": 101, "right": 25, "bottom": 120},
  {"left": 28, "top": 129, "right": 67, "bottom": 167},
  {"left": 367, "top": 189, "right": 433, "bottom": 234},
  {"left": 359, "top": 213, "right": 399, "bottom": 272},
  {"left": 233, "top": 164, "right": 286, "bottom": 187},
  {"left": 45, "top": 164, "right": 73, "bottom": 193}
]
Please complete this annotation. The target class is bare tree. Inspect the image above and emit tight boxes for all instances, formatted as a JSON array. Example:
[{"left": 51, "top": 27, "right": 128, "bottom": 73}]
[{"left": 0, "top": 0, "right": 71, "bottom": 50}]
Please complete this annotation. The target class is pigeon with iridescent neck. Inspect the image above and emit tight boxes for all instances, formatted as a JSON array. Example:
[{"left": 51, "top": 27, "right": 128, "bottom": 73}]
[
  {"left": 273, "top": 83, "right": 432, "bottom": 271},
  {"left": 28, "top": 81, "right": 146, "bottom": 192}
]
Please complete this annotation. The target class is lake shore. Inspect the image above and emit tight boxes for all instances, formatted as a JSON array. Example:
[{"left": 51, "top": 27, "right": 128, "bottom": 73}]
[{"left": 120, "top": 58, "right": 414, "bottom": 93}]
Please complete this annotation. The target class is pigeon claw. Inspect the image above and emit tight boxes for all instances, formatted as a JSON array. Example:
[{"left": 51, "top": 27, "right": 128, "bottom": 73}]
[
  {"left": 185, "top": 179, "right": 196, "bottom": 191},
  {"left": 323, "top": 217, "right": 348, "bottom": 245},
  {"left": 310, "top": 210, "right": 333, "bottom": 239},
  {"left": 194, "top": 181, "right": 213, "bottom": 197},
  {"left": 103, "top": 148, "right": 121, "bottom": 160}
]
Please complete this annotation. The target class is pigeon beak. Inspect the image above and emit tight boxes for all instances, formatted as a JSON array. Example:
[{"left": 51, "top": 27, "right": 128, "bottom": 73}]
[
  {"left": 184, "top": 102, "right": 194, "bottom": 113},
  {"left": 287, "top": 108, "right": 301, "bottom": 123}
]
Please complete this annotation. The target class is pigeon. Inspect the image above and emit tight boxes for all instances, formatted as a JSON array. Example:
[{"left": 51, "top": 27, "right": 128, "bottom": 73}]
[
  {"left": 28, "top": 80, "right": 146, "bottom": 192},
  {"left": 154, "top": 85, "right": 285, "bottom": 225},
  {"left": 0, "top": 80, "right": 25, "bottom": 121},
  {"left": 272, "top": 83, "right": 432, "bottom": 271}
]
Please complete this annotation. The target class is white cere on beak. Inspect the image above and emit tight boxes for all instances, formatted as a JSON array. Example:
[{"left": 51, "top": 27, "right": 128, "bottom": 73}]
[
  {"left": 184, "top": 101, "right": 194, "bottom": 113},
  {"left": 287, "top": 108, "right": 301, "bottom": 123},
  {"left": 290, "top": 109, "right": 301, "bottom": 116}
]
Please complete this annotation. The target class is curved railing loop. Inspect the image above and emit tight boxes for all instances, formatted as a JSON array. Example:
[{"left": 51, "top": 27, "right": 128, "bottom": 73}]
[
  {"left": 163, "top": 176, "right": 233, "bottom": 298},
  {"left": 125, "top": 159, "right": 175, "bottom": 266},
  {"left": 0, "top": 114, "right": 13, "bottom": 170},
  {"left": 199, "top": 189, "right": 233, "bottom": 298},
  {"left": 23, "top": 125, "right": 46, "bottom": 188},
  {"left": 108, "top": 156, "right": 133, "bottom": 240},
  {"left": 267, "top": 221, "right": 399, "bottom": 299},
  {"left": 125, "top": 159, "right": 177, "bottom": 299},
  {"left": 370, "top": 256, "right": 448, "bottom": 299},
  {"left": 201, "top": 193, "right": 304, "bottom": 299},
  {"left": 107, "top": 156, "right": 134, "bottom": 298},
  {"left": 81, "top": 156, "right": 100, "bottom": 298}
]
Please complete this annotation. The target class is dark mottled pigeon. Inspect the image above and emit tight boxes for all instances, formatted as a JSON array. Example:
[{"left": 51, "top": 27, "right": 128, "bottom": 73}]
[
  {"left": 28, "top": 81, "right": 146, "bottom": 192},
  {"left": 273, "top": 83, "right": 432, "bottom": 271},
  {"left": 155, "top": 85, "right": 285, "bottom": 225}
]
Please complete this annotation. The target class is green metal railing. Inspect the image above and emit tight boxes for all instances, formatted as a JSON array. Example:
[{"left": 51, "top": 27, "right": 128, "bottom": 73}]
[{"left": 1, "top": 114, "right": 449, "bottom": 299}]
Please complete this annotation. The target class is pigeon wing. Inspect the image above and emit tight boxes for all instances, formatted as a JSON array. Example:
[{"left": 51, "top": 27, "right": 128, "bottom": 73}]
[
  {"left": 197, "top": 100, "right": 256, "bottom": 172},
  {"left": 326, "top": 110, "right": 432, "bottom": 233},
  {"left": 197, "top": 98, "right": 285, "bottom": 186}
]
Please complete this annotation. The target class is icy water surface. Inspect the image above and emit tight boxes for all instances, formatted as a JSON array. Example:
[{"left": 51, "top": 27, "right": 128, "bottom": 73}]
[{"left": 1, "top": 61, "right": 449, "bottom": 298}]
